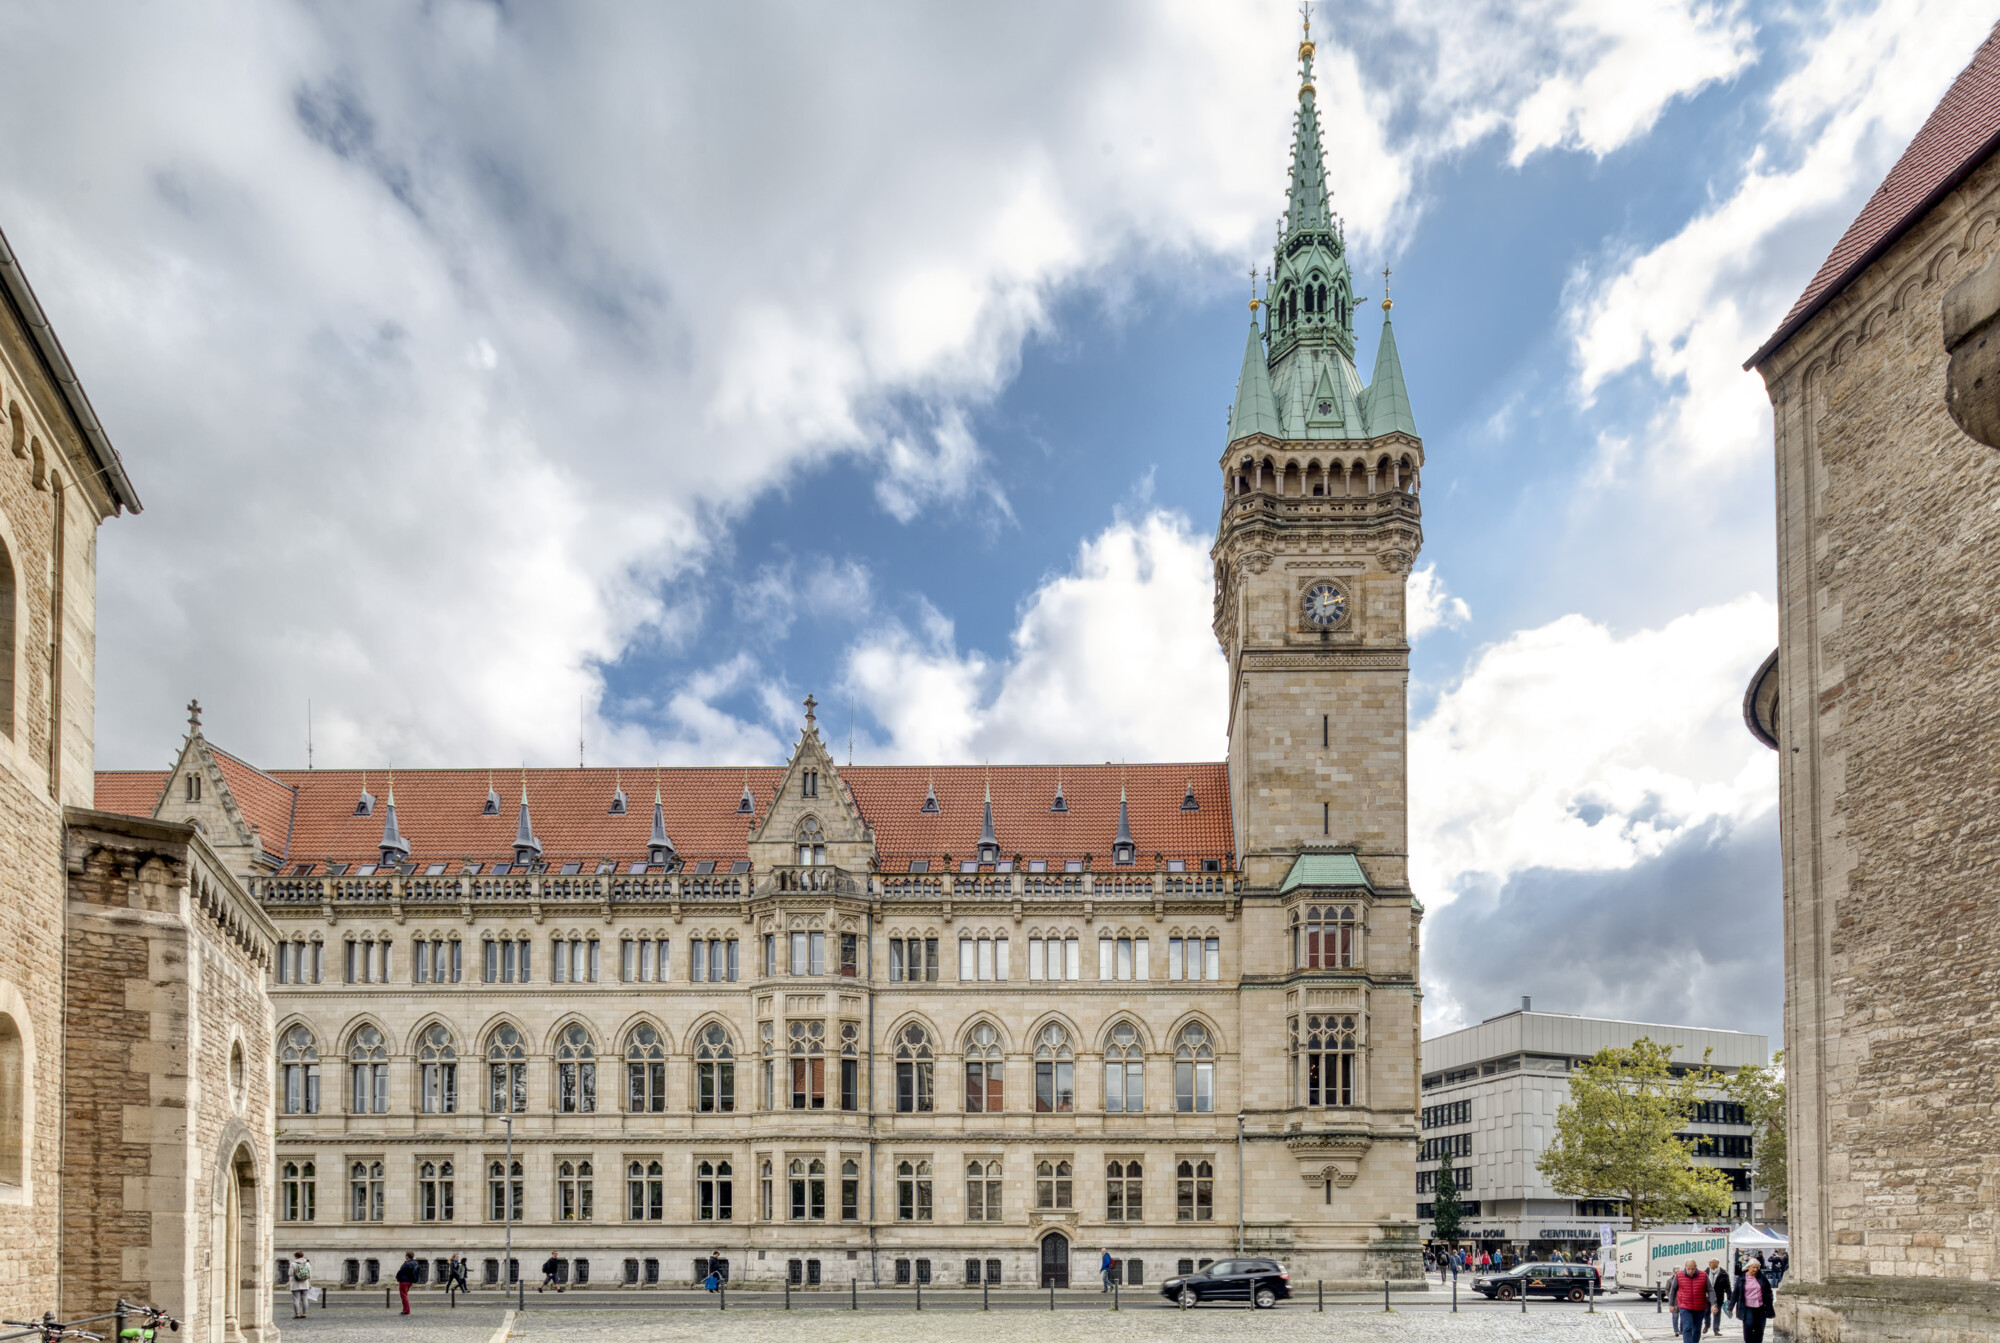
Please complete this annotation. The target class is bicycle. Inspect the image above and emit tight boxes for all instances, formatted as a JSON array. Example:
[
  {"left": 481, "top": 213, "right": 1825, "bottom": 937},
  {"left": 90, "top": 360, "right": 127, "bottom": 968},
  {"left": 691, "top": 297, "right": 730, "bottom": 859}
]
[
  {"left": 116, "top": 1304, "right": 180, "bottom": 1342},
  {"left": 2, "top": 1313, "right": 105, "bottom": 1343}
]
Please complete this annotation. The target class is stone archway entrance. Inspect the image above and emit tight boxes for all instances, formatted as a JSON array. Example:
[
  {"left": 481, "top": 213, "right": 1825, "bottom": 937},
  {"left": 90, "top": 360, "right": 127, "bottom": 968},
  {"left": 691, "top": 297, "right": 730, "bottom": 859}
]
[
  {"left": 224, "top": 1144, "right": 258, "bottom": 1343},
  {"left": 1039, "top": 1233, "right": 1070, "bottom": 1288}
]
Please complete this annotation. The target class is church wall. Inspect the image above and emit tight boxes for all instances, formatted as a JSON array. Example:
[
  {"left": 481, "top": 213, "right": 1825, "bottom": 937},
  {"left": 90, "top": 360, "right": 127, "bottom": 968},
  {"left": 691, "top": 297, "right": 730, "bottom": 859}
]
[{"left": 1756, "top": 148, "right": 2000, "bottom": 1341}]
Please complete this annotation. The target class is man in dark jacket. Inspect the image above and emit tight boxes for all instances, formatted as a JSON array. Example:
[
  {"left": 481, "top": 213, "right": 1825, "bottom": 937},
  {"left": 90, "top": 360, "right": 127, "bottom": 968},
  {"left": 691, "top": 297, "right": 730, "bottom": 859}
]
[
  {"left": 395, "top": 1252, "right": 420, "bottom": 1314},
  {"left": 1731, "top": 1258, "right": 1776, "bottom": 1342},
  {"left": 705, "top": 1251, "right": 725, "bottom": 1291},
  {"left": 1706, "top": 1258, "right": 1731, "bottom": 1335}
]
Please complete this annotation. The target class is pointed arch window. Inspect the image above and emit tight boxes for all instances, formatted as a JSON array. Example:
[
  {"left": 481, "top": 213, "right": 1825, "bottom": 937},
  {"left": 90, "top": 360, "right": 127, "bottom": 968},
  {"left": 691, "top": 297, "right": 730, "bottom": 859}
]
[
  {"left": 963, "top": 1023, "right": 1003, "bottom": 1113},
  {"left": 348, "top": 1026, "right": 388, "bottom": 1115},
  {"left": 487, "top": 1025, "right": 527, "bottom": 1113},
  {"left": 1173, "top": 1024, "right": 1215, "bottom": 1114},
  {"left": 625, "top": 1160, "right": 663, "bottom": 1221},
  {"left": 1296, "top": 1013, "right": 1358, "bottom": 1108},
  {"left": 350, "top": 1160, "right": 385, "bottom": 1221},
  {"left": 894, "top": 1024, "right": 933, "bottom": 1113},
  {"left": 280, "top": 1024, "right": 320, "bottom": 1115},
  {"left": 695, "top": 1024, "right": 735, "bottom": 1113},
  {"left": 839, "top": 1021, "right": 860, "bottom": 1111},
  {"left": 281, "top": 1160, "right": 316, "bottom": 1222},
  {"left": 557, "top": 1160, "right": 593, "bottom": 1221},
  {"left": 1035, "top": 1159, "right": 1072, "bottom": 1210},
  {"left": 488, "top": 1159, "right": 523, "bottom": 1221},
  {"left": 626, "top": 1024, "right": 667, "bottom": 1113},
  {"left": 789, "top": 1020, "right": 826, "bottom": 1110},
  {"left": 796, "top": 815, "right": 825, "bottom": 865},
  {"left": 1103, "top": 1022, "right": 1144, "bottom": 1114},
  {"left": 1033, "top": 1024, "right": 1074, "bottom": 1113},
  {"left": 696, "top": 1159, "right": 733, "bottom": 1221},
  {"left": 1292, "top": 905, "right": 1357, "bottom": 969},
  {"left": 556, "top": 1025, "right": 597, "bottom": 1113},
  {"left": 1106, "top": 1159, "right": 1143, "bottom": 1221},
  {"left": 895, "top": 1159, "right": 932, "bottom": 1221},
  {"left": 417, "top": 1024, "right": 458, "bottom": 1114},
  {"left": 419, "top": 1160, "right": 455, "bottom": 1221},
  {"left": 789, "top": 1158, "right": 826, "bottom": 1220},
  {"left": 1176, "top": 1159, "right": 1214, "bottom": 1221},
  {"left": 965, "top": 1158, "right": 1002, "bottom": 1221}
]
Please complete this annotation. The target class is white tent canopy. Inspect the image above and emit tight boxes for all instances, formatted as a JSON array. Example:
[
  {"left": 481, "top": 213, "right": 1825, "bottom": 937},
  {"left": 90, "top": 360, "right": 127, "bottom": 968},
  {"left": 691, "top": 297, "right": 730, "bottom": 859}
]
[{"left": 1730, "top": 1223, "right": 1788, "bottom": 1248}]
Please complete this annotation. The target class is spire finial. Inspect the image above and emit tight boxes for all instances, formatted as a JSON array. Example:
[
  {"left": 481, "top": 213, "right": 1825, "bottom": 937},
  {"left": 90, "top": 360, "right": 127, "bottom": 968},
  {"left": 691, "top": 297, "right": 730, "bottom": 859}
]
[
  {"left": 803, "top": 693, "right": 817, "bottom": 729},
  {"left": 1249, "top": 265, "right": 1260, "bottom": 312},
  {"left": 186, "top": 698, "right": 202, "bottom": 733},
  {"left": 654, "top": 765, "right": 662, "bottom": 806},
  {"left": 1382, "top": 264, "right": 1394, "bottom": 312}
]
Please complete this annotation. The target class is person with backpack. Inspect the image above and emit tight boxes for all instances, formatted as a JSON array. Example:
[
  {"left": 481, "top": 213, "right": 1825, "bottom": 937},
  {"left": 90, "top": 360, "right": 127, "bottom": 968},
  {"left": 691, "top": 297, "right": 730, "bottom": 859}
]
[
  {"left": 540, "top": 1253, "right": 563, "bottom": 1293},
  {"left": 395, "top": 1252, "right": 420, "bottom": 1315},
  {"left": 1101, "top": 1248, "right": 1116, "bottom": 1292},
  {"left": 1674, "top": 1260, "right": 1710, "bottom": 1343},
  {"left": 288, "top": 1251, "right": 312, "bottom": 1318}
]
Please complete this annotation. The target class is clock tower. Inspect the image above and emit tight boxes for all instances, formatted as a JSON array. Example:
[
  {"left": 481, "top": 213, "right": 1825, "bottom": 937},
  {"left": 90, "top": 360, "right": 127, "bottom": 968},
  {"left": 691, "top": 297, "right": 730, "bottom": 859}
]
[{"left": 1213, "top": 23, "right": 1423, "bottom": 895}]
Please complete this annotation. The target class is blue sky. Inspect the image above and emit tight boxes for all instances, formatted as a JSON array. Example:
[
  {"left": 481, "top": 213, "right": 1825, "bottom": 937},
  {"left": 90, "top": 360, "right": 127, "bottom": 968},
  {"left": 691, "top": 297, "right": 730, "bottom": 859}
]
[{"left": 3, "top": 0, "right": 1993, "bottom": 1036}]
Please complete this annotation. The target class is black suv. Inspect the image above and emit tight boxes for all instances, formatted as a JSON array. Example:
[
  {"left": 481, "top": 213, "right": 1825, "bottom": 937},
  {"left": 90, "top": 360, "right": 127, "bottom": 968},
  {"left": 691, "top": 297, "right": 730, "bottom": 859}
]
[
  {"left": 1159, "top": 1258, "right": 1291, "bottom": 1309},
  {"left": 1472, "top": 1263, "right": 1600, "bottom": 1302}
]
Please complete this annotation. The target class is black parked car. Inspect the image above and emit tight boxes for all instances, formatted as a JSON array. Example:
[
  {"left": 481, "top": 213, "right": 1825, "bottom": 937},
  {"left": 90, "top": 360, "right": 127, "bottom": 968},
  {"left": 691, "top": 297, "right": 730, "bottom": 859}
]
[
  {"left": 1472, "top": 1262, "right": 1600, "bottom": 1302},
  {"left": 1158, "top": 1258, "right": 1291, "bottom": 1309}
]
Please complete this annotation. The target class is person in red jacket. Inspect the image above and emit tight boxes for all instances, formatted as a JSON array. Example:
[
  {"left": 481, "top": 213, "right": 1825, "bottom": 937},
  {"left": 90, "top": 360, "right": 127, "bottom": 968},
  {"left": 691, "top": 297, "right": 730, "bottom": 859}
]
[{"left": 1674, "top": 1260, "right": 1711, "bottom": 1343}]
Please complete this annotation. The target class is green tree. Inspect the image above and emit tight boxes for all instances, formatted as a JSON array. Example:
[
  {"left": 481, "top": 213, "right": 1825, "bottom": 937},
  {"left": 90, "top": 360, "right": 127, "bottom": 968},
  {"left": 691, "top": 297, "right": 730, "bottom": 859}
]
[
  {"left": 1730, "top": 1051, "right": 1786, "bottom": 1222},
  {"left": 1431, "top": 1148, "right": 1464, "bottom": 1250},
  {"left": 1536, "top": 1038, "right": 1734, "bottom": 1230}
]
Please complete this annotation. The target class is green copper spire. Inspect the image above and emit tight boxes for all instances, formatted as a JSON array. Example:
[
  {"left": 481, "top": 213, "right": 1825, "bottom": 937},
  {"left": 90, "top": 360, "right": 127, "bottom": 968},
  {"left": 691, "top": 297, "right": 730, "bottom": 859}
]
[
  {"left": 1286, "top": 25, "right": 1332, "bottom": 235},
  {"left": 1361, "top": 298, "right": 1416, "bottom": 438},
  {"left": 1227, "top": 308, "right": 1281, "bottom": 443}
]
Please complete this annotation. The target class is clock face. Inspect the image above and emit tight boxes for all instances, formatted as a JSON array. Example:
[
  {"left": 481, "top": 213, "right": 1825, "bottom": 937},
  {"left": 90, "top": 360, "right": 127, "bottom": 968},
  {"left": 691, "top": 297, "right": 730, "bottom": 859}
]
[{"left": 1304, "top": 582, "right": 1347, "bottom": 628}]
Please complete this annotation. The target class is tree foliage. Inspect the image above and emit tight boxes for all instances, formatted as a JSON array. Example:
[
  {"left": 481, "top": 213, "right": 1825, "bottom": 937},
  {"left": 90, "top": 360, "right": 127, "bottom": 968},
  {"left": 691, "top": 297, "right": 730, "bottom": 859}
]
[
  {"left": 1729, "top": 1050, "right": 1786, "bottom": 1221},
  {"left": 1431, "top": 1148, "right": 1463, "bottom": 1248},
  {"left": 1536, "top": 1038, "right": 1734, "bottom": 1230}
]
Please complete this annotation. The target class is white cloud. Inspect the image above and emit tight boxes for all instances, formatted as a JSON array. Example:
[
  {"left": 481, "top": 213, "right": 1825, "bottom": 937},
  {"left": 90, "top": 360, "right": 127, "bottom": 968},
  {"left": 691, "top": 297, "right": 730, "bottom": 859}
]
[
  {"left": 1568, "top": 0, "right": 1996, "bottom": 475},
  {"left": 1409, "top": 593, "right": 1778, "bottom": 903},
  {"left": 844, "top": 510, "right": 1228, "bottom": 764},
  {"left": 1406, "top": 563, "right": 1471, "bottom": 639}
]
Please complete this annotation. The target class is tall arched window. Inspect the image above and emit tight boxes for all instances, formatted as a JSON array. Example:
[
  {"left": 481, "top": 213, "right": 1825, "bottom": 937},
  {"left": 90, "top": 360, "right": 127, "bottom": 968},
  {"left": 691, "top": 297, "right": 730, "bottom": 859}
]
[
  {"left": 963, "top": 1023, "right": 1003, "bottom": 1113},
  {"left": 789, "top": 1157, "right": 826, "bottom": 1220},
  {"left": 348, "top": 1026, "right": 387, "bottom": 1115},
  {"left": 1106, "top": 1159, "right": 1143, "bottom": 1221},
  {"left": 1176, "top": 1159, "right": 1214, "bottom": 1221},
  {"left": 1173, "top": 1024, "right": 1214, "bottom": 1114},
  {"left": 417, "top": 1024, "right": 457, "bottom": 1114},
  {"left": 0, "top": 1011, "right": 24, "bottom": 1187},
  {"left": 1033, "top": 1024, "right": 1073, "bottom": 1113},
  {"left": 626, "top": 1160, "right": 663, "bottom": 1220},
  {"left": 894, "top": 1024, "right": 933, "bottom": 1113},
  {"left": 1297, "top": 1013, "right": 1357, "bottom": 1108},
  {"left": 695, "top": 1024, "right": 734, "bottom": 1113},
  {"left": 696, "top": 1159, "right": 732, "bottom": 1221},
  {"left": 486, "top": 1025, "right": 527, "bottom": 1113},
  {"left": 1103, "top": 1022, "right": 1144, "bottom": 1114},
  {"left": 488, "top": 1160, "right": 522, "bottom": 1221},
  {"left": 279, "top": 1024, "right": 320, "bottom": 1116},
  {"left": 557, "top": 1160, "right": 592, "bottom": 1221},
  {"left": 626, "top": 1024, "right": 666, "bottom": 1113},
  {"left": 556, "top": 1025, "right": 597, "bottom": 1113},
  {"left": 896, "top": 1159, "right": 932, "bottom": 1221},
  {"left": 965, "top": 1158, "right": 1001, "bottom": 1221},
  {"left": 1035, "top": 1159, "right": 1072, "bottom": 1210},
  {"left": 789, "top": 1020, "right": 826, "bottom": 1110}
]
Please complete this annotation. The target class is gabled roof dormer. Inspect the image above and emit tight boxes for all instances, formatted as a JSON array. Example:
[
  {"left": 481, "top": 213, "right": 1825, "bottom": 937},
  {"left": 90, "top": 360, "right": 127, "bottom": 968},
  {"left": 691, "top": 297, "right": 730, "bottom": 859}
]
[
  {"left": 746, "top": 694, "right": 872, "bottom": 871},
  {"left": 146, "top": 698, "right": 292, "bottom": 882}
]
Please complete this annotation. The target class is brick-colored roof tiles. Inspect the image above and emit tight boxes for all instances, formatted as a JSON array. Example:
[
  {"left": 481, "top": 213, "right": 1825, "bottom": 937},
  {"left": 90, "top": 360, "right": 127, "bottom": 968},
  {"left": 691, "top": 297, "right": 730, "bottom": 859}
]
[
  {"left": 93, "top": 756, "right": 1234, "bottom": 872},
  {"left": 1750, "top": 20, "right": 2000, "bottom": 368},
  {"left": 93, "top": 770, "right": 167, "bottom": 818}
]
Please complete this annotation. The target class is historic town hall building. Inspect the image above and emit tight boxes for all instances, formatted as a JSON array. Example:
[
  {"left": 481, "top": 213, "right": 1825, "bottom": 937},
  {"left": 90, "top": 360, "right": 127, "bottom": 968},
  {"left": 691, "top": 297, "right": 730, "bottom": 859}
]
[{"left": 95, "top": 29, "right": 1427, "bottom": 1294}]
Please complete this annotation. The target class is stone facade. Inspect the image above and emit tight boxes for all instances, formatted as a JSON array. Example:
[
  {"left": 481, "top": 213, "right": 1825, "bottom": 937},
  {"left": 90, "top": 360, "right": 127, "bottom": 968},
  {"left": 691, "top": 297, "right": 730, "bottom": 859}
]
[
  {"left": 62, "top": 810, "right": 279, "bottom": 1343},
  {"left": 1749, "top": 33, "right": 2000, "bottom": 1341}
]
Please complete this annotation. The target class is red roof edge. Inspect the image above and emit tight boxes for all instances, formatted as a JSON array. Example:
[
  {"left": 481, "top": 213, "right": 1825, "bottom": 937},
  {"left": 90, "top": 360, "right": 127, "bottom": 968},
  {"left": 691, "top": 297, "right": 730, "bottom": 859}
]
[{"left": 1747, "top": 23, "right": 2000, "bottom": 371}]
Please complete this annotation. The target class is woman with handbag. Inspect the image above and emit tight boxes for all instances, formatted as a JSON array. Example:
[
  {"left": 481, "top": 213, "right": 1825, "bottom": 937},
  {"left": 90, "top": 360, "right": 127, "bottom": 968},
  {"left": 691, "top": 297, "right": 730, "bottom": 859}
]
[{"left": 1730, "top": 1258, "right": 1777, "bottom": 1342}]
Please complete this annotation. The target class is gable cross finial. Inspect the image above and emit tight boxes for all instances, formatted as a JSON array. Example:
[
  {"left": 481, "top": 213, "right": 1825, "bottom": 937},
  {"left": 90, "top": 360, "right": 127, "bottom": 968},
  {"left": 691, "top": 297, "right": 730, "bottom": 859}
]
[
  {"left": 803, "top": 693, "right": 817, "bottom": 729},
  {"left": 187, "top": 698, "right": 202, "bottom": 733},
  {"left": 1382, "top": 264, "right": 1394, "bottom": 311}
]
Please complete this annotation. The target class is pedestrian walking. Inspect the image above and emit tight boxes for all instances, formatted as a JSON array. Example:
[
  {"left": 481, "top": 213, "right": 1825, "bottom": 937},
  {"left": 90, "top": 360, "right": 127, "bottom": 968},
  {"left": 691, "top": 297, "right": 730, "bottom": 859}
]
[
  {"left": 1673, "top": 1260, "right": 1709, "bottom": 1343},
  {"left": 395, "top": 1252, "right": 420, "bottom": 1315},
  {"left": 539, "top": 1253, "right": 563, "bottom": 1293},
  {"left": 288, "top": 1251, "right": 312, "bottom": 1319},
  {"left": 1706, "top": 1258, "right": 1732, "bottom": 1335},
  {"left": 1770, "top": 1251, "right": 1787, "bottom": 1287},
  {"left": 1731, "top": 1258, "right": 1776, "bottom": 1343},
  {"left": 705, "top": 1250, "right": 725, "bottom": 1292},
  {"left": 450, "top": 1253, "right": 470, "bottom": 1294},
  {"left": 1100, "top": 1249, "right": 1116, "bottom": 1292}
]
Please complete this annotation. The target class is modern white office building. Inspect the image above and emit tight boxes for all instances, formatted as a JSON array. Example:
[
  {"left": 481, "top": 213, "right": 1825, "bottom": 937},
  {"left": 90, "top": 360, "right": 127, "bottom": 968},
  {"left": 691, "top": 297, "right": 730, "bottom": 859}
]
[{"left": 1417, "top": 1001, "right": 1769, "bottom": 1258}]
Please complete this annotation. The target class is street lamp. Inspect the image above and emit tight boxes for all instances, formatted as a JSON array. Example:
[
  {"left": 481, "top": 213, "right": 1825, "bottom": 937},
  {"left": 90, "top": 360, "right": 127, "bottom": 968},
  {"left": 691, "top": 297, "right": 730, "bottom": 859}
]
[
  {"left": 1236, "top": 1113, "right": 1246, "bottom": 1256},
  {"left": 502, "top": 1115, "right": 517, "bottom": 1307}
]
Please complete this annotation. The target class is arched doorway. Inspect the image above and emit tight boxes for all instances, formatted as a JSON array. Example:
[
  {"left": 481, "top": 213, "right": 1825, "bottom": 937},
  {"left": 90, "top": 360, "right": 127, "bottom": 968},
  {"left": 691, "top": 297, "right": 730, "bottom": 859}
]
[
  {"left": 1039, "top": 1233, "right": 1069, "bottom": 1288},
  {"left": 224, "top": 1144, "right": 259, "bottom": 1343}
]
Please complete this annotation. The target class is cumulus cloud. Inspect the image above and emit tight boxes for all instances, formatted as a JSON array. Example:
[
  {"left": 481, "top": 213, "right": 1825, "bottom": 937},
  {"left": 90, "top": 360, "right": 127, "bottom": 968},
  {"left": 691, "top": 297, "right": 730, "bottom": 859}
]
[
  {"left": 844, "top": 509, "right": 1227, "bottom": 764},
  {"left": 1568, "top": 0, "right": 1996, "bottom": 475},
  {"left": 1406, "top": 563, "right": 1471, "bottom": 639},
  {"left": 1410, "top": 593, "right": 1778, "bottom": 902}
]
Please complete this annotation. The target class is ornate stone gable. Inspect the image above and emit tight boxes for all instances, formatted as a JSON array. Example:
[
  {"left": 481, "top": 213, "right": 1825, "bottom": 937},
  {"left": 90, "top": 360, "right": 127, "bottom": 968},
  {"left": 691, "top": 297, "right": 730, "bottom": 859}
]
[
  {"left": 147, "top": 703, "right": 266, "bottom": 870},
  {"left": 746, "top": 697, "right": 874, "bottom": 873}
]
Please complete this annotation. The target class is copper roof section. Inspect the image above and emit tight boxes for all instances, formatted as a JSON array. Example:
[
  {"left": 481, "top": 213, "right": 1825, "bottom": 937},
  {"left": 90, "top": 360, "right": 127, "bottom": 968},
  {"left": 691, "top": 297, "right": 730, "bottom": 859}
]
[{"left": 1749, "top": 20, "right": 2000, "bottom": 369}]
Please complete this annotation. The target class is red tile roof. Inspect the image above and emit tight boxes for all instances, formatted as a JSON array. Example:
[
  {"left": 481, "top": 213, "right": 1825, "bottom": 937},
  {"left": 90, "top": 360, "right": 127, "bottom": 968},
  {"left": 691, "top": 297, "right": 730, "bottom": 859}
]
[
  {"left": 1749, "top": 20, "right": 2000, "bottom": 368},
  {"left": 94, "top": 756, "right": 1233, "bottom": 870}
]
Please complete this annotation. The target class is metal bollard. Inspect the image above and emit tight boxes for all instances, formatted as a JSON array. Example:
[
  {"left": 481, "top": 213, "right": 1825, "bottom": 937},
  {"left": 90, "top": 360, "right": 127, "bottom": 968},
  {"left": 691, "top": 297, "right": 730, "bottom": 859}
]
[
  {"left": 720, "top": 1283, "right": 726, "bottom": 1311},
  {"left": 386, "top": 1286, "right": 392, "bottom": 1310},
  {"left": 1452, "top": 1275, "right": 1457, "bottom": 1313},
  {"left": 853, "top": 1279, "right": 859, "bottom": 1311},
  {"left": 1050, "top": 1285, "right": 1056, "bottom": 1311},
  {"left": 1384, "top": 1277, "right": 1391, "bottom": 1313},
  {"left": 785, "top": 1278, "right": 791, "bottom": 1311},
  {"left": 916, "top": 1283, "right": 921, "bottom": 1312},
  {"left": 983, "top": 1280, "right": 989, "bottom": 1311},
  {"left": 1112, "top": 1280, "right": 1119, "bottom": 1312},
  {"left": 1522, "top": 1284, "right": 1528, "bottom": 1314},
  {"left": 1317, "top": 1280, "right": 1323, "bottom": 1313}
]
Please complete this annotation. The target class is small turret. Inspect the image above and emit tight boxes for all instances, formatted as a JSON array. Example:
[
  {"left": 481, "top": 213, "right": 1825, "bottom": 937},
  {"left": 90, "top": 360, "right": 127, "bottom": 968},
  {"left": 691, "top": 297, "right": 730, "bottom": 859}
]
[
  {"left": 513, "top": 771, "right": 542, "bottom": 866},
  {"left": 1112, "top": 772, "right": 1136, "bottom": 867},
  {"left": 1050, "top": 771, "right": 1068, "bottom": 813},
  {"left": 482, "top": 773, "right": 500, "bottom": 816},
  {"left": 378, "top": 772, "right": 411, "bottom": 866},
  {"left": 737, "top": 771, "right": 755, "bottom": 816},
  {"left": 649, "top": 771, "right": 675, "bottom": 866},
  {"left": 977, "top": 770, "right": 1000, "bottom": 865}
]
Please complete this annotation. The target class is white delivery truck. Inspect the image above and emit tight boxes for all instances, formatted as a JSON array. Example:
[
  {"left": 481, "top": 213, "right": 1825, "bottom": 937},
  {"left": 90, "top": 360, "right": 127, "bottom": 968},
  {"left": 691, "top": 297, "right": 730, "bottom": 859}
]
[{"left": 1615, "top": 1230, "right": 1731, "bottom": 1300}]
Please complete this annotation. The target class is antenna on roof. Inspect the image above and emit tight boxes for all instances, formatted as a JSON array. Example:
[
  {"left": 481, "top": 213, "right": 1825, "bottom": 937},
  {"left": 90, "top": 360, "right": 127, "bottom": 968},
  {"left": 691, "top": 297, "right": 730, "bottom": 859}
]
[
  {"left": 847, "top": 696, "right": 854, "bottom": 767},
  {"left": 307, "top": 699, "right": 313, "bottom": 771},
  {"left": 579, "top": 694, "right": 586, "bottom": 768}
]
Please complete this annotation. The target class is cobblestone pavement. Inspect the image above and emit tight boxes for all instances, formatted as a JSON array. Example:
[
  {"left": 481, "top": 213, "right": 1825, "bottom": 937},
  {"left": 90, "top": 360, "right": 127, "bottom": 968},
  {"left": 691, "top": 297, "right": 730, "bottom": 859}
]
[
  {"left": 506, "top": 1306, "right": 1635, "bottom": 1342},
  {"left": 274, "top": 1302, "right": 506, "bottom": 1343}
]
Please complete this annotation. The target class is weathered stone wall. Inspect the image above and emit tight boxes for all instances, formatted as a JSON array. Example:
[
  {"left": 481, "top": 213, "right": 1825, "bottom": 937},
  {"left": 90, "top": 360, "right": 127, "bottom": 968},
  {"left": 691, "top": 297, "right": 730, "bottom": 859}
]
[
  {"left": 1756, "top": 147, "right": 2000, "bottom": 1342},
  {"left": 62, "top": 812, "right": 277, "bottom": 1343}
]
